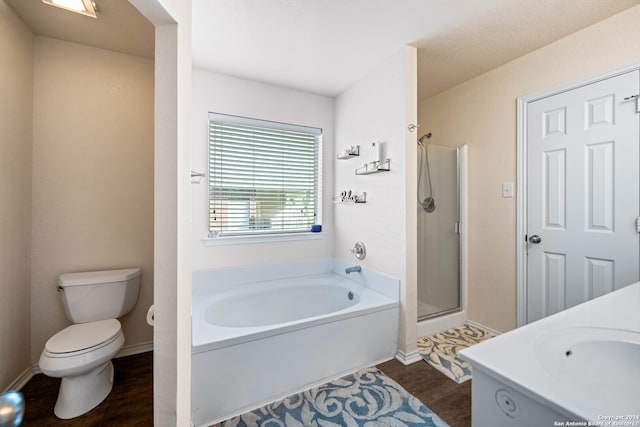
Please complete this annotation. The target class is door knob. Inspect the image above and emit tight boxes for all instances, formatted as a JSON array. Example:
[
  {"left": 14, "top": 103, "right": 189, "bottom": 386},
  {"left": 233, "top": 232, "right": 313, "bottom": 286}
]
[{"left": 529, "top": 235, "right": 542, "bottom": 244}]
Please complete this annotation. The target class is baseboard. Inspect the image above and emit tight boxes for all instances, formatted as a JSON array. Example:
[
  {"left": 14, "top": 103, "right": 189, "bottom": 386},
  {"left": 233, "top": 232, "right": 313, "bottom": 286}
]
[
  {"left": 5, "top": 366, "right": 35, "bottom": 392},
  {"left": 9, "top": 342, "right": 152, "bottom": 392},
  {"left": 465, "top": 320, "right": 502, "bottom": 336},
  {"left": 115, "top": 341, "right": 153, "bottom": 358},
  {"left": 394, "top": 350, "right": 422, "bottom": 365}
]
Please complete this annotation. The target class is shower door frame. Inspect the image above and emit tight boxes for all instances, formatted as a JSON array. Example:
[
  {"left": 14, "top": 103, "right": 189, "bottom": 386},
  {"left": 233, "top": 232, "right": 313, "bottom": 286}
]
[{"left": 417, "top": 144, "right": 467, "bottom": 324}]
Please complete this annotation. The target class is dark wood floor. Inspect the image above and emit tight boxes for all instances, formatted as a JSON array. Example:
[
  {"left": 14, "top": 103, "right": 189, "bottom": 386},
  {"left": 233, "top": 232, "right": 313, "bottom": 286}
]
[
  {"left": 21, "top": 352, "right": 153, "bottom": 426},
  {"left": 377, "top": 358, "right": 471, "bottom": 427},
  {"left": 20, "top": 351, "right": 470, "bottom": 427}
]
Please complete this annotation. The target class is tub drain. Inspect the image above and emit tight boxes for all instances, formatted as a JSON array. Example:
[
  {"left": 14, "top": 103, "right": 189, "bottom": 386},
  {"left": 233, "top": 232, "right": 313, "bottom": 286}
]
[{"left": 347, "top": 291, "right": 354, "bottom": 300}]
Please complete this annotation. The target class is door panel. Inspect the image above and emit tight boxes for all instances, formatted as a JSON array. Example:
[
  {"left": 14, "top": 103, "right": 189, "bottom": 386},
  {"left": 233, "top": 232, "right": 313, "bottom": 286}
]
[
  {"left": 585, "top": 256, "right": 614, "bottom": 299},
  {"left": 586, "top": 141, "right": 614, "bottom": 231},
  {"left": 527, "top": 70, "right": 640, "bottom": 324},
  {"left": 543, "top": 252, "right": 566, "bottom": 316},
  {"left": 543, "top": 149, "right": 566, "bottom": 229}
]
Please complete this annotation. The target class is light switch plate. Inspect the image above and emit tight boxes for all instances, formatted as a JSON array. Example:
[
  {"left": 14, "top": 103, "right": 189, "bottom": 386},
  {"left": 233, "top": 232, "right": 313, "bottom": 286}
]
[{"left": 502, "top": 182, "right": 513, "bottom": 198}]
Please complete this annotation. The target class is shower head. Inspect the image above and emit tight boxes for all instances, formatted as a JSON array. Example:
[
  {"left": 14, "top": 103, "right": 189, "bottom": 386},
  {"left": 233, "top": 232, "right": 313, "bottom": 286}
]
[
  {"left": 417, "top": 132, "right": 432, "bottom": 146},
  {"left": 421, "top": 196, "right": 436, "bottom": 213},
  {"left": 417, "top": 132, "right": 436, "bottom": 213}
]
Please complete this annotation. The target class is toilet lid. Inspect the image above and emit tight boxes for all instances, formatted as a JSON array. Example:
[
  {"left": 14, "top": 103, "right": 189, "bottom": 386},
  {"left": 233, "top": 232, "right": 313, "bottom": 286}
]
[{"left": 45, "top": 319, "right": 121, "bottom": 354}]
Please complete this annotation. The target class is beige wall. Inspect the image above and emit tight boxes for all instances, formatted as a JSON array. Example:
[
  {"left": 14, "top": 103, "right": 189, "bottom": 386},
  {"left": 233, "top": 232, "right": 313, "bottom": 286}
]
[
  {"left": 31, "top": 37, "right": 154, "bottom": 362},
  {"left": 419, "top": 5, "right": 640, "bottom": 332},
  {"left": 0, "top": 0, "right": 33, "bottom": 389}
]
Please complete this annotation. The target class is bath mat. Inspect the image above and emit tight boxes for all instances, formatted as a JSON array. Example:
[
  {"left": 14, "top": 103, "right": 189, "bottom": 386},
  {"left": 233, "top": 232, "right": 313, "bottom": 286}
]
[
  {"left": 222, "top": 367, "right": 449, "bottom": 427},
  {"left": 417, "top": 323, "right": 495, "bottom": 384}
]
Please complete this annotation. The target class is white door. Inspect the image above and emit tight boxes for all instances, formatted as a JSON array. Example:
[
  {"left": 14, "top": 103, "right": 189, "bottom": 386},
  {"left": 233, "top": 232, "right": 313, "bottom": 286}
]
[{"left": 526, "top": 70, "right": 640, "bottom": 324}]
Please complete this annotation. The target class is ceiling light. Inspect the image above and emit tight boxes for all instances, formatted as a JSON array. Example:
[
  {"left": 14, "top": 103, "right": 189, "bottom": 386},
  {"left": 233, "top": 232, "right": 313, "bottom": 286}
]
[{"left": 42, "top": 0, "right": 99, "bottom": 18}]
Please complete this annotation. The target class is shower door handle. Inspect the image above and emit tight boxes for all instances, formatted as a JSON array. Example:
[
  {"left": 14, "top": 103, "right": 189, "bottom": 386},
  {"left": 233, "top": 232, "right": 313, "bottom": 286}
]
[{"left": 528, "top": 235, "right": 542, "bottom": 244}]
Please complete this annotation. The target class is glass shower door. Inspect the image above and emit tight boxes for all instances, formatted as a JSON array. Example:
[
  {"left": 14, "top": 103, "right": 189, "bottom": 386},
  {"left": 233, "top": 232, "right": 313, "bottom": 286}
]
[{"left": 417, "top": 143, "right": 460, "bottom": 320}]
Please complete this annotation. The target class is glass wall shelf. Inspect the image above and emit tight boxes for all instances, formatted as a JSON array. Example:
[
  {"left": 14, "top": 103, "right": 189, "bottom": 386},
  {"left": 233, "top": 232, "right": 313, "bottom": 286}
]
[
  {"left": 355, "top": 159, "right": 390, "bottom": 175},
  {"left": 337, "top": 145, "right": 360, "bottom": 160}
]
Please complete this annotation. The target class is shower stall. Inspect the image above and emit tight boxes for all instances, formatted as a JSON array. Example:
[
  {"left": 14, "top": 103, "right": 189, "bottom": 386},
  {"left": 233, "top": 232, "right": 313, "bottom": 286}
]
[{"left": 416, "top": 138, "right": 467, "bottom": 338}]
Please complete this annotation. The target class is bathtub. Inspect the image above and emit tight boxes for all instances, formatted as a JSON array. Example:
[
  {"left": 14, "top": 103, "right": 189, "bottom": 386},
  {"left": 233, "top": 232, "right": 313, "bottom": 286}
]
[{"left": 191, "top": 258, "right": 399, "bottom": 427}]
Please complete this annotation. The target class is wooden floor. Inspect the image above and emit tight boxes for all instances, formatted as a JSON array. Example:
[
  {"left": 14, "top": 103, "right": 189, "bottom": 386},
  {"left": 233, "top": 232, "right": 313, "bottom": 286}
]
[
  {"left": 21, "top": 352, "right": 153, "bottom": 426},
  {"left": 377, "top": 358, "right": 471, "bottom": 427},
  {"left": 20, "top": 351, "right": 470, "bottom": 427}
]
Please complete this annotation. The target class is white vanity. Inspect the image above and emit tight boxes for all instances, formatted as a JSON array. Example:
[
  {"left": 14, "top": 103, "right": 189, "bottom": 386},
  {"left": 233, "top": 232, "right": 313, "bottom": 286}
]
[{"left": 460, "top": 283, "right": 640, "bottom": 426}]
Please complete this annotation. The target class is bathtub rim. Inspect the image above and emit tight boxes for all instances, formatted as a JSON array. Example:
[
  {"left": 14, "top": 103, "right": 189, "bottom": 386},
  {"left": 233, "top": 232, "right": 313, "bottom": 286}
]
[
  {"left": 192, "top": 257, "right": 399, "bottom": 301},
  {"left": 192, "top": 273, "right": 398, "bottom": 354}
]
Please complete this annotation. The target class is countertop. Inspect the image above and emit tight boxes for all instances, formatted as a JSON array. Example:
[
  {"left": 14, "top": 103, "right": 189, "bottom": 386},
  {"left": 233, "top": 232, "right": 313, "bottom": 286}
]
[{"left": 459, "top": 282, "right": 640, "bottom": 421}]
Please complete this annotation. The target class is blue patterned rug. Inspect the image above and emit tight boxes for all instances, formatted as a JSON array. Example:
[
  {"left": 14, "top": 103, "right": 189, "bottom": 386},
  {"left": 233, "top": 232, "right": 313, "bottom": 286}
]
[
  {"left": 418, "top": 323, "right": 495, "bottom": 384},
  {"left": 223, "top": 367, "right": 449, "bottom": 427}
]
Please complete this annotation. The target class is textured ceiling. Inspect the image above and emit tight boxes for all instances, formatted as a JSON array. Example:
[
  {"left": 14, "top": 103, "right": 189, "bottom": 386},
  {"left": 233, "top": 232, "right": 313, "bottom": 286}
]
[
  {"left": 7, "top": 0, "right": 639, "bottom": 100},
  {"left": 192, "top": 0, "right": 640, "bottom": 100},
  {"left": 414, "top": 0, "right": 640, "bottom": 99}
]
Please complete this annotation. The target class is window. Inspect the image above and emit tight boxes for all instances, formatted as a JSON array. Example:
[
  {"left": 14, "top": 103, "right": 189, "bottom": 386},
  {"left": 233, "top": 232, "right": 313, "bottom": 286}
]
[{"left": 208, "top": 113, "right": 321, "bottom": 237}]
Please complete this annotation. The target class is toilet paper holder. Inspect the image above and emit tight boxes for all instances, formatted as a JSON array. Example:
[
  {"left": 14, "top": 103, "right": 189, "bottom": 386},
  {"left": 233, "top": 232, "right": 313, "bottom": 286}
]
[{"left": 146, "top": 305, "right": 154, "bottom": 326}]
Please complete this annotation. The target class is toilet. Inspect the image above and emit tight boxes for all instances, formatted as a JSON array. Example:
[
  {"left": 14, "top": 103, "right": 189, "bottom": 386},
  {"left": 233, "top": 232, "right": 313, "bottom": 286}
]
[{"left": 39, "top": 268, "right": 141, "bottom": 419}]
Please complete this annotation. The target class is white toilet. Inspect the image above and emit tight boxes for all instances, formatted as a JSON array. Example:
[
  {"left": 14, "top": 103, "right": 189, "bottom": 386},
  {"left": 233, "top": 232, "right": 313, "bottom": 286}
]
[{"left": 39, "top": 268, "right": 141, "bottom": 419}]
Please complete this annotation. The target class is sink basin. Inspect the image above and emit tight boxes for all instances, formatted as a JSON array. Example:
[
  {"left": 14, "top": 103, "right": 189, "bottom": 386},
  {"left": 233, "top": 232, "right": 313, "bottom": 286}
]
[{"left": 535, "top": 327, "right": 640, "bottom": 415}]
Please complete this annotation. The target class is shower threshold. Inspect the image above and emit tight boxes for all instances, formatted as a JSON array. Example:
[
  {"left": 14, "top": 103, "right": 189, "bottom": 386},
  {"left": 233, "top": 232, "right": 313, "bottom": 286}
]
[
  {"left": 418, "top": 307, "right": 461, "bottom": 323},
  {"left": 417, "top": 307, "right": 466, "bottom": 339}
]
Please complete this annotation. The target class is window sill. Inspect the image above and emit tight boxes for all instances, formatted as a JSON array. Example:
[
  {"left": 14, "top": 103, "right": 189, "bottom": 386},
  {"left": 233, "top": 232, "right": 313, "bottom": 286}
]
[{"left": 202, "top": 232, "right": 325, "bottom": 246}]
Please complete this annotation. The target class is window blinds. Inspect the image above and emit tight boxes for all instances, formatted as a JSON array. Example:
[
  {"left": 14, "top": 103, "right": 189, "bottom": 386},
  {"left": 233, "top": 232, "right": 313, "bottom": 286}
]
[{"left": 208, "top": 113, "right": 321, "bottom": 236}]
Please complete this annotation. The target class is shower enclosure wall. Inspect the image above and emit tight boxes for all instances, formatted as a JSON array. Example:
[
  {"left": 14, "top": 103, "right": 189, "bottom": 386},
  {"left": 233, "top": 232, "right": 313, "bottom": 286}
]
[{"left": 417, "top": 143, "right": 466, "bottom": 337}]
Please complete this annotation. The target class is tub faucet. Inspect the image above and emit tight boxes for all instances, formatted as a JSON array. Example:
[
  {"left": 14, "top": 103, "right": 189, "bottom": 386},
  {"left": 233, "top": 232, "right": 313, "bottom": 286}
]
[{"left": 345, "top": 265, "right": 361, "bottom": 274}]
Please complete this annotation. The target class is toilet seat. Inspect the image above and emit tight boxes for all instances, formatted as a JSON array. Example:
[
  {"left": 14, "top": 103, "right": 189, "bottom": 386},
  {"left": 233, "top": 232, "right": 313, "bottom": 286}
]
[
  {"left": 39, "top": 326, "right": 124, "bottom": 379},
  {"left": 44, "top": 319, "right": 122, "bottom": 357}
]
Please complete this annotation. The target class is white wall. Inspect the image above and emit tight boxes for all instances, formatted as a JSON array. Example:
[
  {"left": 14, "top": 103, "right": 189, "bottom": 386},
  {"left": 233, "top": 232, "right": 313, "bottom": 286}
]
[
  {"left": 129, "top": 0, "right": 193, "bottom": 423},
  {"left": 0, "top": 0, "right": 32, "bottom": 390},
  {"left": 419, "top": 4, "right": 640, "bottom": 332},
  {"left": 31, "top": 37, "right": 155, "bottom": 363},
  {"left": 190, "top": 69, "right": 335, "bottom": 271},
  {"left": 334, "top": 47, "right": 418, "bottom": 358},
  {"left": 140, "top": 3, "right": 192, "bottom": 425}
]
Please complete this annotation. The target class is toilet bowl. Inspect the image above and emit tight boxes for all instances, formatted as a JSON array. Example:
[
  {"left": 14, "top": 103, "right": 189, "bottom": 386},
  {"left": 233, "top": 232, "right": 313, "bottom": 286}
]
[
  {"left": 39, "top": 319, "right": 125, "bottom": 419},
  {"left": 39, "top": 268, "right": 141, "bottom": 419}
]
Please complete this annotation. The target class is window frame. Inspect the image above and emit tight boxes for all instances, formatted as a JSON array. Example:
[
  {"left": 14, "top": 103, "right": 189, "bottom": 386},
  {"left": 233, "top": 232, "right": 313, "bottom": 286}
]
[{"left": 205, "top": 112, "right": 323, "bottom": 243}]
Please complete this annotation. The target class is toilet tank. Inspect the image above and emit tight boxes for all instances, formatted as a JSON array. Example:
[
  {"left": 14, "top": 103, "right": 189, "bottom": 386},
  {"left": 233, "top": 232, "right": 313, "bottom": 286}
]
[{"left": 58, "top": 268, "right": 142, "bottom": 323}]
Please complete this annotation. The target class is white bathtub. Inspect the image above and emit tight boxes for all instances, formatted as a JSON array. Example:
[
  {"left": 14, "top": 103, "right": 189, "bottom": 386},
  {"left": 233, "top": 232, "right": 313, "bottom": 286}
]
[
  {"left": 191, "top": 258, "right": 399, "bottom": 427},
  {"left": 205, "top": 280, "right": 360, "bottom": 328}
]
